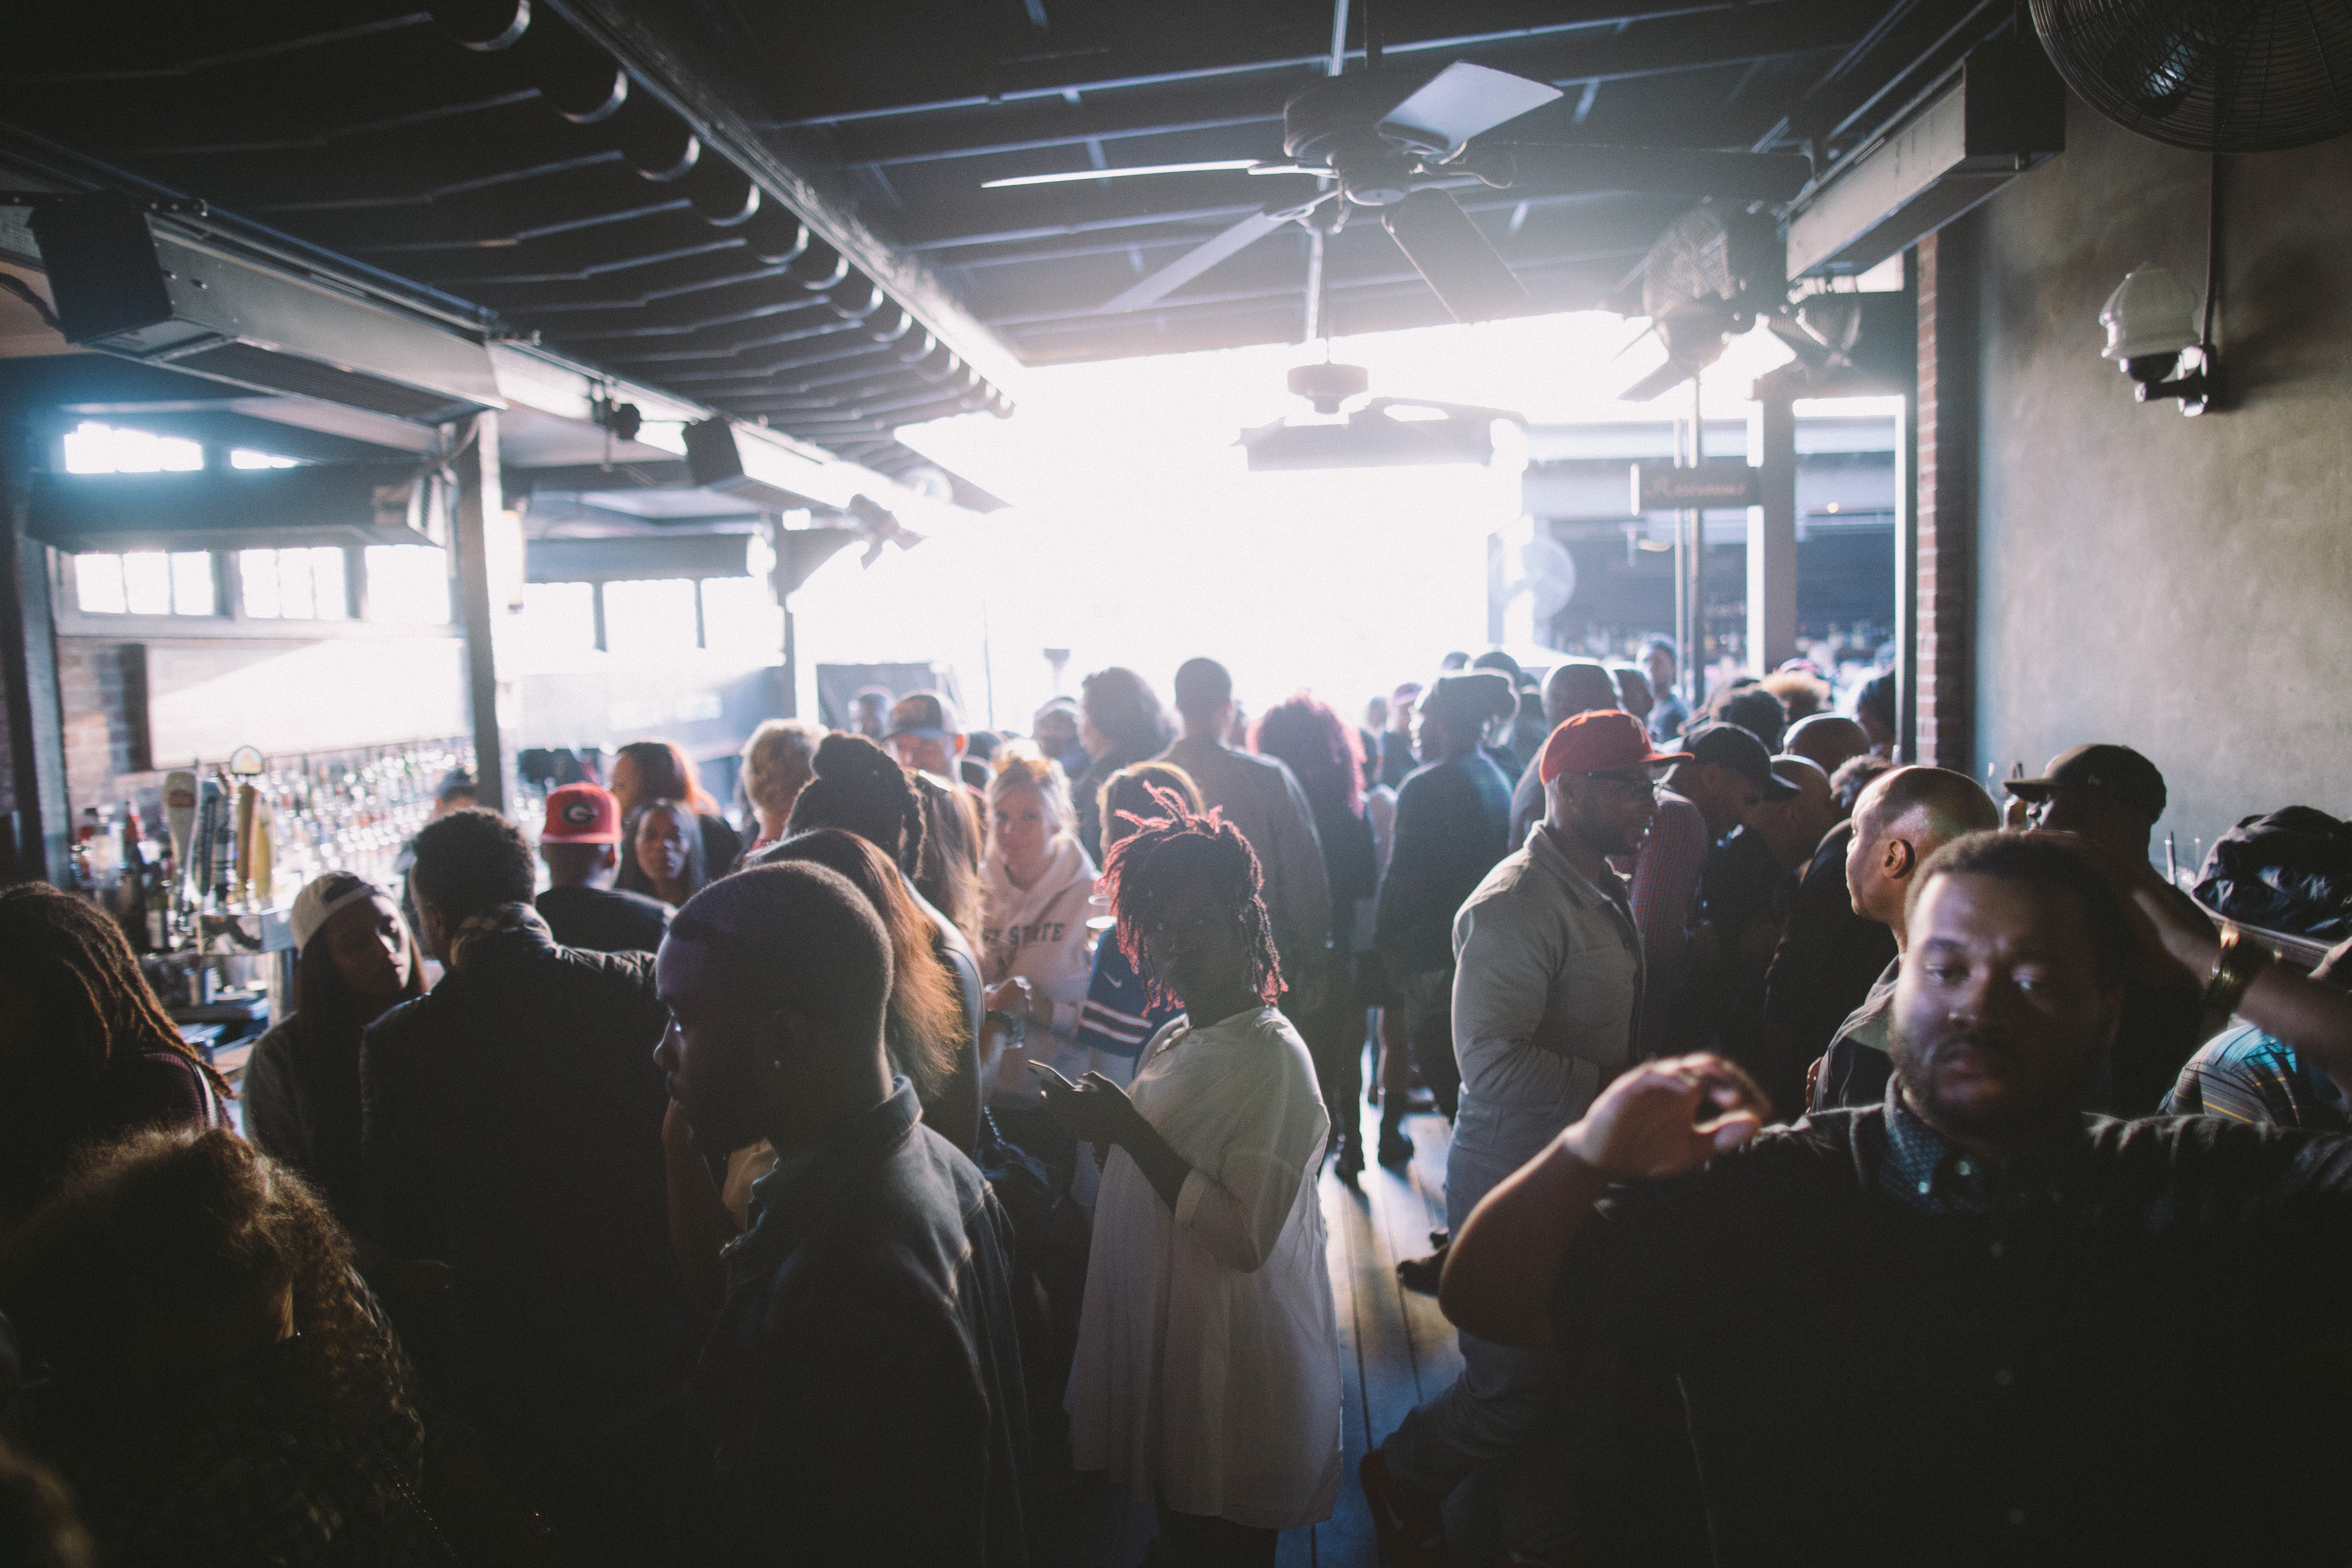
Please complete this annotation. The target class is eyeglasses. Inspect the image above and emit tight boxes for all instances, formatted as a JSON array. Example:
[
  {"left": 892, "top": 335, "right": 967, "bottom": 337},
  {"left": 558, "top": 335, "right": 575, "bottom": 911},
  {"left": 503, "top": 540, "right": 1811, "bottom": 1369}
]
[{"left": 1577, "top": 770, "right": 1657, "bottom": 795}]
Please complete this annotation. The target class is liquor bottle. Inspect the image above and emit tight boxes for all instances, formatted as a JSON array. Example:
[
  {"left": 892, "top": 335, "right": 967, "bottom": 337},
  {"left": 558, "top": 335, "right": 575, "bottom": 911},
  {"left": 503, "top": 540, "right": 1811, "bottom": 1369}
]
[{"left": 147, "top": 849, "right": 173, "bottom": 952}]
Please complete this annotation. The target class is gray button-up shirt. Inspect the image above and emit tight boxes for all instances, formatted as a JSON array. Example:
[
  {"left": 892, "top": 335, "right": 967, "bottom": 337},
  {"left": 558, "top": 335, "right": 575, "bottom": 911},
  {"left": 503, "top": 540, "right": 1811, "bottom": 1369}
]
[{"left": 1445, "top": 824, "right": 1644, "bottom": 1227}]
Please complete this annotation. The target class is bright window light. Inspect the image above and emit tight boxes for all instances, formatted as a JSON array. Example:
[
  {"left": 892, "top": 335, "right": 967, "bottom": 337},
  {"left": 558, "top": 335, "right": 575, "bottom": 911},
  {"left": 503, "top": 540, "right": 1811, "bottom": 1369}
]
[
  {"left": 170, "top": 551, "right": 216, "bottom": 616},
  {"left": 74, "top": 554, "right": 127, "bottom": 615},
  {"left": 518, "top": 581, "right": 598, "bottom": 655},
  {"left": 699, "top": 575, "right": 777, "bottom": 662},
  {"left": 602, "top": 578, "right": 700, "bottom": 659},
  {"left": 61, "top": 421, "right": 203, "bottom": 474},
  {"left": 75, "top": 551, "right": 215, "bottom": 615},
  {"left": 240, "top": 547, "right": 348, "bottom": 620},
  {"left": 363, "top": 545, "right": 450, "bottom": 625},
  {"left": 230, "top": 448, "right": 302, "bottom": 469}
]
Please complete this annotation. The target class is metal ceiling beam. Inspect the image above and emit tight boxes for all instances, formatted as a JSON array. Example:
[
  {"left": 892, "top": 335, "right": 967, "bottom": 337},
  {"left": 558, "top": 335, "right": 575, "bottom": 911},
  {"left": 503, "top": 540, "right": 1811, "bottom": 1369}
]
[
  {"left": 549, "top": 0, "right": 1026, "bottom": 398},
  {"left": 833, "top": 2, "right": 1873, "bottom": 171},
  {"left": 771, "top": 2, "right": 1743, "bottom": 126}
]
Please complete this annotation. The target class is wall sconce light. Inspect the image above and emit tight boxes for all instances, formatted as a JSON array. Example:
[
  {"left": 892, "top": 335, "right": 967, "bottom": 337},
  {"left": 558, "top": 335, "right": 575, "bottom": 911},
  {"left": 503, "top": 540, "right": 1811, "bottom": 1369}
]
[{"left": 2099, "top": 263, "right": 2212, "bottom": 416}]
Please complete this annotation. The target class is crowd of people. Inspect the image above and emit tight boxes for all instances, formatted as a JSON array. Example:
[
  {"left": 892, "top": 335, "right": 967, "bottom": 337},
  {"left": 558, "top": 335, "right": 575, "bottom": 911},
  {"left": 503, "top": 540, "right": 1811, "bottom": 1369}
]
[{"left": 3, "top": 640, "right": 2350, "bottom": 1568}]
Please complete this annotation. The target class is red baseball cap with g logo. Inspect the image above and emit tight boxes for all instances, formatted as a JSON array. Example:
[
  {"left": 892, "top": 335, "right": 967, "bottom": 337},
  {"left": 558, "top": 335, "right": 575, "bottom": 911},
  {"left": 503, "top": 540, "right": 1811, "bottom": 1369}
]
[
  {"left": 1539, "top": 710, "right": 1676, "bottom": 785},
  {"left": 541, "top": 782, "right": 620, "bottom": 844}
]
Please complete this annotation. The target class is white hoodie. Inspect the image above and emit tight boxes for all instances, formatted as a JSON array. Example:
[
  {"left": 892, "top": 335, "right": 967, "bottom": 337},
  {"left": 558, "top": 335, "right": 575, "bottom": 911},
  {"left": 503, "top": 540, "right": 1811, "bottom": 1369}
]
[{"left": 979, "top": 835, "right": 1099, "bottom": 1104}]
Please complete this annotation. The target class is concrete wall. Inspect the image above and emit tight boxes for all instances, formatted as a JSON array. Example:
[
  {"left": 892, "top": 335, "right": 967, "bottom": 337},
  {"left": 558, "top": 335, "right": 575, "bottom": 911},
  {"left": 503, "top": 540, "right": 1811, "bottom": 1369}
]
[{"left": 1971, "top": 95, "right": 2352, "bottom": 862}]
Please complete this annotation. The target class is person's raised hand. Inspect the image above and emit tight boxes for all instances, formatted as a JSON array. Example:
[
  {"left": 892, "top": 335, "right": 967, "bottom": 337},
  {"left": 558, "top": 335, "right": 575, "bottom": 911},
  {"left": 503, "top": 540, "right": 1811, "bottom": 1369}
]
[
  {"left": 1037, "top": 1067, "right": 1139, "bottom": 1146},
  {"left": 1561, "top": 1054, "right": 1768, "bottom": 1180},
  {"left": 2030, "top": 829, "right": 2213, "bottom": 986}
]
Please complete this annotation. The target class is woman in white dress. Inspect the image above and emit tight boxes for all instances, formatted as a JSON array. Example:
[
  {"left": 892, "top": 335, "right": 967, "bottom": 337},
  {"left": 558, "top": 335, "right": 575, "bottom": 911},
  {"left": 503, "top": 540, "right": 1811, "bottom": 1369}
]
[{"left": 1038, "top": 789, "right": 1342, "bottom": 1566}]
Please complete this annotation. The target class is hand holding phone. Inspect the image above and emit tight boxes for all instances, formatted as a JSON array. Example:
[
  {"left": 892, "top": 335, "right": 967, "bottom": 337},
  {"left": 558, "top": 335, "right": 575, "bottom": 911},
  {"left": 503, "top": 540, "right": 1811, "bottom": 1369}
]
[{"left": 1025, "top": 1058, "right": 1079, "bottom": 1093}]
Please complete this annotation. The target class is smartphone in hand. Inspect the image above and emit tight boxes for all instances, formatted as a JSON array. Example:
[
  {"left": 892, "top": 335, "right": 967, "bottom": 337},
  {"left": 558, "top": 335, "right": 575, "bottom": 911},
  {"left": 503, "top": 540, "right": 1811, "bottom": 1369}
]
[{"left": 1024, "top": 1059, "right": 1080, "bottom": 1092}]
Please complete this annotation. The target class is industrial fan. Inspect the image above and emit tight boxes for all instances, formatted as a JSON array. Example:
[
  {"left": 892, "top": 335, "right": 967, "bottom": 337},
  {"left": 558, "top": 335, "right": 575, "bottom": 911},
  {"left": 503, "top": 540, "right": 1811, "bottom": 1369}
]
[
  {"left": 982, "top": 2, "right": 1812, "bottom": 324},
  {"left": 2030, "top": 0, "right": 2352, "bottom": 152},
  {"left": 1615, "top": 206, "right": 1783, "bottom": 402}
]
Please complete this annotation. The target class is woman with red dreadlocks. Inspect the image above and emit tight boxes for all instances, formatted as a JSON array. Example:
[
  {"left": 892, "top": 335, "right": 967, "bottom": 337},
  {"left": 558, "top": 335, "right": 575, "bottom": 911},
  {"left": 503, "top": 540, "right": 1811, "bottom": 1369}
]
[{"left": 1040, "top": 790, "right": 1341, "bottom": 1565}]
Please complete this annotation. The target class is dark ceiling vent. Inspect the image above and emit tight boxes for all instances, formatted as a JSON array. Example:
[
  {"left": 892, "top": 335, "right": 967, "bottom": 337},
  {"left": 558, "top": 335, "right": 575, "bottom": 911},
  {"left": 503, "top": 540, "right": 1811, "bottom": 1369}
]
[{"left": 29, "top": 197, "right": 503, "bottom": 425}]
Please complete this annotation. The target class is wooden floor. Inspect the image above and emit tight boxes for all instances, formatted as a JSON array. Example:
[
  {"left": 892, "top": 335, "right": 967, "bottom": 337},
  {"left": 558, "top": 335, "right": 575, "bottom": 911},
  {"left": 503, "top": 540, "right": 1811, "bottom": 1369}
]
[{"left": 1054, "top": 1090, "right": 1458, "bottom": 1568}]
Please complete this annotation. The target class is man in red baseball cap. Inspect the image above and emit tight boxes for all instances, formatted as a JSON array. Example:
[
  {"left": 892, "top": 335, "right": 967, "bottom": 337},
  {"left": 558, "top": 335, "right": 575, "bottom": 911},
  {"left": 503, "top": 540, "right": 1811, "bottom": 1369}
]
[
  {"left": 1364, "top": 709, "right": 1669, "bottom": 1567},
  {"left": 535, "top": 782, "right": 672, "bottom": 954}
]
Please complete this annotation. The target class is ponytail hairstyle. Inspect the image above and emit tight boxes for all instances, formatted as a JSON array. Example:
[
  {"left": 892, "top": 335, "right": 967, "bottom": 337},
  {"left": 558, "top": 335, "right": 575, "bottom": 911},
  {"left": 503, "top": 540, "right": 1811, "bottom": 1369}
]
[
  {"left": 784, "top": 732, "right": 927, "bottom": 879},
  {"left": 1098, "top": 786, "right": 1283, "bottom": 1008}
]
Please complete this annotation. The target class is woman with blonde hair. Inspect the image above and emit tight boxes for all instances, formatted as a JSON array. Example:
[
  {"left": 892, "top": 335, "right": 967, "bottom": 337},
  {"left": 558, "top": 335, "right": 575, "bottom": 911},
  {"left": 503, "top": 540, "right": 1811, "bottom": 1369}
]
[
  {"left": 978, "top": 751, "right": 1098, "bottom": 1194},
  {"left": 738, "top": 719, "right": 823, "bottom": 852}
]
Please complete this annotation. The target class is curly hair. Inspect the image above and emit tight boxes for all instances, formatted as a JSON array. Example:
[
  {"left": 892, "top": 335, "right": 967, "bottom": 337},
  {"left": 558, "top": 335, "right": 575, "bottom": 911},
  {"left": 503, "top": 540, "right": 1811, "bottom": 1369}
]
[
  {"left": 0, "top": 1127, "right": 418, "bottom": 1434},
  {"left": 0, "top": 887, "right": 230, "bottom": 1134},
  {"left": 1251, "top": 693, "right": 1363, "bottom": 821},
  {"left": 1099, "top": 785, "right": 1283, "bottom": 1008}
]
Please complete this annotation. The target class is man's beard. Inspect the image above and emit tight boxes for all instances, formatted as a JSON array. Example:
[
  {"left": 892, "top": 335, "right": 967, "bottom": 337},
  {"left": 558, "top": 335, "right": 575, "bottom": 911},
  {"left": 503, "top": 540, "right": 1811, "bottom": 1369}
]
[{"left": 1887, "top": 1019, "right": 2097, "bottom": 1145}]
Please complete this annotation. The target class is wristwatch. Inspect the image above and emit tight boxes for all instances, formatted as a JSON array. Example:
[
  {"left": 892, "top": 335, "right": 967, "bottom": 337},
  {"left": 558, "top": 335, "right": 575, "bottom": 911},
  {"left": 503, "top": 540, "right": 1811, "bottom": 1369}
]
[{"left": 2204, "top": 923, "right": 2276, "bottom": 1018}]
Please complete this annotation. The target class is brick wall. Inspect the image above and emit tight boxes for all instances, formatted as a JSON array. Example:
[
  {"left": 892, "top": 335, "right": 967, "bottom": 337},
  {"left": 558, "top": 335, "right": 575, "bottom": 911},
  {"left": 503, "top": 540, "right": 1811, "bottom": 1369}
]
[
  {"left": 57, "top": 640, "right": 149, "bottom": 812},
  {"left": 1915, "top": 227, "right": 1976, "bottom": 773}
]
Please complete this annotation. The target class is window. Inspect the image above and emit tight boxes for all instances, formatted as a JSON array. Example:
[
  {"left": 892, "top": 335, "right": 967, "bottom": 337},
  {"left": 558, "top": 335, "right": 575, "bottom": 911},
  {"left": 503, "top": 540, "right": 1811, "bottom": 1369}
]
[
  {"left": 73, "top": 550, "right": 217, "bottom": 616},
  {"left": 61, "top": 421, "right": 204, "bottom": 475},
  {"left": 229, "top": 448, "right": 302, "bottom": 469},
  {"left": 239, "top": 548, "right": 349, "bottom": 620},
  {"left": 602, "top": 578, "right": 699, "bottom": 658},
  {"left": 699, "top": 575, "right": 778, "bottom": 661},
  {"left": 517, "top": 581, "right": 598, "bottom": 654},
  {"left": 362, "top": 545, "right": 449, "bottom": 625}
]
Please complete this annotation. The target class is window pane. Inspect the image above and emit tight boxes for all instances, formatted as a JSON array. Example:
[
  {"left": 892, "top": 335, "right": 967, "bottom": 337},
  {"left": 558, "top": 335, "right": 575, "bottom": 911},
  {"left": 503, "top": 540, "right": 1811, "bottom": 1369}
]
[
  {"left": 309, "top": 548, "right": 350, "bottom": 619},
  {"left": 74, "top": 554, "right": 128, "bottom": 614},
  {"left": 363, "top": 546, "right": 449, "bottom": 625},
  {"left": 518, "top": 581, "right": 598, "bottom": 655},
  {"left": 170, "top": 552, "right": 216, "bottom": 616},
  {"left": 602, "top": 578, "right": 699, "bottom": 658},
  {"left": 700, "top": 576, "right": 777, "bottom": 661},
  {"left": 278, "top": 548, "right": 316, "bottom": 620},
  {"left": 122, "top": 552, "right": 172, "bottom": 616},
  {"left": 240, "top": 550, "right": 282, "bottom": 618},
  {"left": 62, "top": 423, "right": 116, "bottom": 475},
  {"left": 229, "top": 448, "right": 301, "bottom": 469}
]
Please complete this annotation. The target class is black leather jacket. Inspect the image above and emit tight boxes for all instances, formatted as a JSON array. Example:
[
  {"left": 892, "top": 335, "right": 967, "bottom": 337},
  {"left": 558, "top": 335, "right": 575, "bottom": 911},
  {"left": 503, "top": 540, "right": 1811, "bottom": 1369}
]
[
  {"left": 361, "top": 908, "right": 697, "bottom": 1436},
  {"left": 698, "top": 1080, "right": 1030, "bottom": 1567}
]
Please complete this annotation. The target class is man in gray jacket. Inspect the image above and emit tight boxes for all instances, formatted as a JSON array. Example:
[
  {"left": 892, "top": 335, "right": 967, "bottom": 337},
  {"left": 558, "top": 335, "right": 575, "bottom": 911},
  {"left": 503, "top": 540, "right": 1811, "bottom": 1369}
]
[
  {"left": 1363, "top": 709, "right": 1667, "bottom": 1568},
  {"left": 1161, "top": 657, "right": 1333, "bottom": 1005}
]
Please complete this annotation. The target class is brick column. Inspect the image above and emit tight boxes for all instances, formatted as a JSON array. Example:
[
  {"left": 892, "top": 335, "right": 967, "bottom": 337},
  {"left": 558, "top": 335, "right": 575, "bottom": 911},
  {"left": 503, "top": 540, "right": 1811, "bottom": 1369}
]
[{"left": 1914, "top": 227, "right": 1977, "bottom": 773}]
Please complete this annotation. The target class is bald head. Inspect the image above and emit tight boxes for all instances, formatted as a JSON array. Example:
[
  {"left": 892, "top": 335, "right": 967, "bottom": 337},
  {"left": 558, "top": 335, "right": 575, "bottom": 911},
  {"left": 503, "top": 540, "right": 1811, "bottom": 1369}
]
[
  {"left": 1754, "top": 755, "right": 1837, "bottom": 870},
  {"left": 1846, "top": 766, "right": 2002, "bottom": 941},
  {"left": 1542, "top": 661, "right": 1621, "bottom": 728},
  {"left": 1785, "top": 714, "right": 1869, "bottom": 777}
]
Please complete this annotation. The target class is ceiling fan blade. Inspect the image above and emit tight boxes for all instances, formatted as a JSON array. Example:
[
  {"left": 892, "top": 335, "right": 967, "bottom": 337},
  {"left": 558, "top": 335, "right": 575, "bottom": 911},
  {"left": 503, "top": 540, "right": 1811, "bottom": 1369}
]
[
  {"left": 1621, "top": 357, "right": 1698, "bottom": 404},
  {"left": 1477, "top": 143, "right": 1813, "bottom": 202},
  {"left": 1380, "top": 188, "right": 1529, "bottom": 322},
  {"left": 983, "top": 159, "right": 1263, "bottom": 189},
  {"left": 1379, "top": 63, "right": 1563, "bottom": 152},
  {"left": 1101, "top": 203, "right": 1306, "bottom": 313}
]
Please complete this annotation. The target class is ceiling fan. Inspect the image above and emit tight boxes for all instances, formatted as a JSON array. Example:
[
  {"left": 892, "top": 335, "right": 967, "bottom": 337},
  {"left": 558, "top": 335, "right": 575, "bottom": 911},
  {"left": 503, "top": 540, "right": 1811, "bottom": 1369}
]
[{"left": 980, "top": 2, "right": 1814, "bottom": 324}]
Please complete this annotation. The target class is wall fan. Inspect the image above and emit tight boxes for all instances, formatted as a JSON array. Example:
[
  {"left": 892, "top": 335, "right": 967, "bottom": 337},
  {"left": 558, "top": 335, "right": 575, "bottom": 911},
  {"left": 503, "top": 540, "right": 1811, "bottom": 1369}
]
[
  {"left": 2030, "top": 0, "right": 2352, "bottom": 152},
  {"left": 983, "top": 1, "right": 1811, "bottom": 324}
]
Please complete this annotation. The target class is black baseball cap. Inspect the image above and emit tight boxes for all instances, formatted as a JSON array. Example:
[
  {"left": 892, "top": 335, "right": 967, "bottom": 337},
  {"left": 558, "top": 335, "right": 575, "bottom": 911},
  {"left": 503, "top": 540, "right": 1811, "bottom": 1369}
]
[
  {"left": 885, "top": 690, "right": 963, "bottom": 742},
  {"left": 1665, "top": 721, "right": 1798, "bottom": 800},
  {"left": 2005, "top": 743, "right": 2166, "bottom": 822}
]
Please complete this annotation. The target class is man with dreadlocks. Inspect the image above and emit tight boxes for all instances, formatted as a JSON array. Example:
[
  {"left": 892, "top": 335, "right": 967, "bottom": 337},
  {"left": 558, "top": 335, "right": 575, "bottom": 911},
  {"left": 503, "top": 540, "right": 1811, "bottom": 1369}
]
[
  {"left": 1041, "top": 789, "right": 1341, "bottom": 1565},
  {"left": 0, "top": 884, "right": 230, "bottom": 1226}
]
